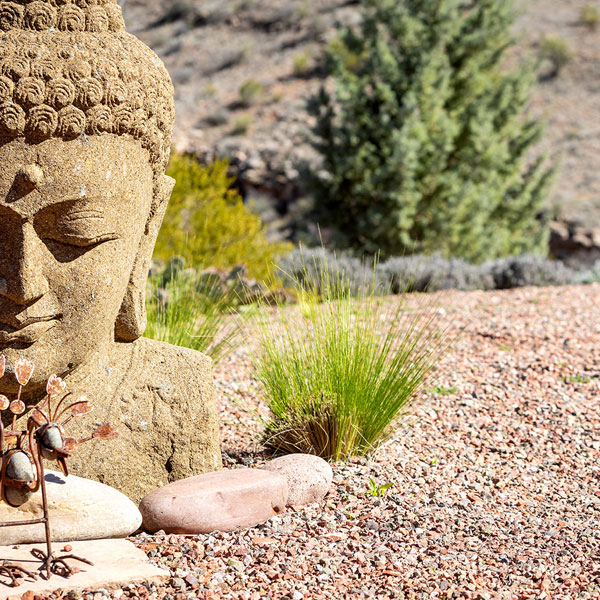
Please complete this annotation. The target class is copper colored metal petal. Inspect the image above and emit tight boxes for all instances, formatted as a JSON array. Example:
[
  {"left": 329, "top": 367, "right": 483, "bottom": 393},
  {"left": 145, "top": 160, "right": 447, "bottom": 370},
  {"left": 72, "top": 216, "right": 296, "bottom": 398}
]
[
  {"left": 30, "top": 409, "right": 46, "bottom": 426},
  {"left": 46, "top": 374, "right": 66, "bottom": 397},
  {"left": 14, "top": 359, "right": 34, "bottom": 386},
  {"left": 70, "top": 401, "right": 94, "bottom": 416},
  {"left": 92, "top": 423, "right": 118, "bottom": 439},
  {"left": 0, "top": 395, "right": 9, "bottom": 410},
  {"left": 9, "top": 400, "right": 25, "bottom": 415},
  {"left": 62, "top": 437, "right": 78, "bottom": 452}
]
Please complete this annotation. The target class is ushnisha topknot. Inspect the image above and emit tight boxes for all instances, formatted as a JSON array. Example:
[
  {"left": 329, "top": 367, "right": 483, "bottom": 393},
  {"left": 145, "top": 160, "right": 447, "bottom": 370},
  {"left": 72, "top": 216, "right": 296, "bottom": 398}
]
[{"left": 0, "top": 0, "right": 174, "bottom": 174}]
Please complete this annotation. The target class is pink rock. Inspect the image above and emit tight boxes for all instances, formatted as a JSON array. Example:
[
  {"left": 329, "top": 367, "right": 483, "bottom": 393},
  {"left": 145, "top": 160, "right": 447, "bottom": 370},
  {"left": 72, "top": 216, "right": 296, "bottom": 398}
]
[
  {"left": 262, "top": 454, "right": 333, "bottom": 507},
  {"left": 139, "top": 469, "right": 288, "bottom": 534}
]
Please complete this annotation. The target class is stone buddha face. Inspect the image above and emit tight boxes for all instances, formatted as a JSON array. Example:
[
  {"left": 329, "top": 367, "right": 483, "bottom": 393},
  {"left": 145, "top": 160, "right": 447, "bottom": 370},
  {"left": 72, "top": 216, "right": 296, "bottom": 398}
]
[
  {"left": 0, "top": 0, "right": 175, "bottom": 396},
  {"left": 0, "top": 135, "right": 162, "bottom": 394}
]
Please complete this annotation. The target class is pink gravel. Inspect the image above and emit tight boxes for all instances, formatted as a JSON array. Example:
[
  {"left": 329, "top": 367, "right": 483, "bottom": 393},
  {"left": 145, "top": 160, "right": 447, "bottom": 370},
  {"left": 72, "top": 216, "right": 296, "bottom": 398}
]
[{"left": 34, "top": 284, "right": 600, "bottom": 599}]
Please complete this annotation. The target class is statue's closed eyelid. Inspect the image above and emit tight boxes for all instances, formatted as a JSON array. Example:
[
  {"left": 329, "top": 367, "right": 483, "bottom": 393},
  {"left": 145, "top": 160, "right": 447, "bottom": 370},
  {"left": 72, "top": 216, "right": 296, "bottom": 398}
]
[
  {"left": 33, "top": 201, "right": 121, "bottom": 247},
  {"left": 60, "top": 209, "right": 105, "bottom": 221},
  {"left": 55, "top": 211, "right": 108, "bottom": 229}
]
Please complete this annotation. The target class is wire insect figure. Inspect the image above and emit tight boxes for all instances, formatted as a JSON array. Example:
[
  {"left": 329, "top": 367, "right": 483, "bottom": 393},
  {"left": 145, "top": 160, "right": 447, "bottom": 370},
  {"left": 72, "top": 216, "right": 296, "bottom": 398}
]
[{"left": 0, "top": 355, "right": 118, "bottom": 585}]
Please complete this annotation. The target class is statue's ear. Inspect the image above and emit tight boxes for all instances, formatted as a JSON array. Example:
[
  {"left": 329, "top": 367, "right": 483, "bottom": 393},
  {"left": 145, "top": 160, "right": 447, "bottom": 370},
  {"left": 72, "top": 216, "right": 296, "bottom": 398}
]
[{"left": 115, "top": 174, "right": 175, "bottom": 342}]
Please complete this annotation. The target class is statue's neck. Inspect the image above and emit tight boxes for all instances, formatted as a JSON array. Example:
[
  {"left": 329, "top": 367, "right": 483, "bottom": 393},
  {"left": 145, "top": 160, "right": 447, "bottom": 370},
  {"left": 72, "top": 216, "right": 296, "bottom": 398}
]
[
  {"left": 19, "top": 340, "right": 137, "bottom": 406},
  {"left": 63, "top": 340, "right": 136, "bottom": 397}
]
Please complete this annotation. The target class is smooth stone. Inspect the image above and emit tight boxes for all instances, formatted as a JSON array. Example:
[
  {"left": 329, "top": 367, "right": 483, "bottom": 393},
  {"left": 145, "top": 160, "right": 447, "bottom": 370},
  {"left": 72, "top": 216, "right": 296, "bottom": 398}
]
[
  {"left": 139, "top": 468, "right": 288, "bottom": 534},
  {"left": 4, "top": 487, "right": 33, "bottom": 508},
  {"left": 5, "top": 452, "right": 34, "bottom": 483},
  {"left": 262, "top": 454, "right": 333, "bottom": 506},
  {"left": 0, "top": 539, "right": 167, "bottom": 600},
  {"left": 41, "top": 426, "right": 63, "bottom": 451},
  {"left": 0, "top": 470, "right": 142, "bottom": 544}
]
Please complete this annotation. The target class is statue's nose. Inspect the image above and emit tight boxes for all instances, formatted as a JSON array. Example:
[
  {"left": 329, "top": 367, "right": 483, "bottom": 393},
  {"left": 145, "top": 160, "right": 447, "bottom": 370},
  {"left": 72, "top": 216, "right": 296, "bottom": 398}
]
[{"left": 0, "top": 222, "right": 49, "bottom": 306}]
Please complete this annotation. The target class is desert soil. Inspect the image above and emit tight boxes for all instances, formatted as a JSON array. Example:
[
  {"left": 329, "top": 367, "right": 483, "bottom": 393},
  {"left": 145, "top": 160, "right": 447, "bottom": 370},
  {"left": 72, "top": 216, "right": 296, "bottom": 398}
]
[{"left": 95, "top": 283, "right": 598, "bottom": 599}]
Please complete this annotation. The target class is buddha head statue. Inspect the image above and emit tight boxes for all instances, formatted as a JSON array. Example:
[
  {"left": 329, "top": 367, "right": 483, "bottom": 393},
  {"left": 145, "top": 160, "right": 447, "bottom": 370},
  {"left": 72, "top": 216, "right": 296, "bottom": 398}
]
[{"left": 0, "top": 0, "right": 175, "bottom": 394}]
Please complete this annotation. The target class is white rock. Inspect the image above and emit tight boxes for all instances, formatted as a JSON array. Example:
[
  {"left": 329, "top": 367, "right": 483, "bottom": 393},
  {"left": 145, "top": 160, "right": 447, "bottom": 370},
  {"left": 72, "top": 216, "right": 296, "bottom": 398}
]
[
  {"left": 0, "top": 470, "right": 142, "bottom": 544},
  {"left": 262, "top": 454, "right": 333, "bottom": 507}
]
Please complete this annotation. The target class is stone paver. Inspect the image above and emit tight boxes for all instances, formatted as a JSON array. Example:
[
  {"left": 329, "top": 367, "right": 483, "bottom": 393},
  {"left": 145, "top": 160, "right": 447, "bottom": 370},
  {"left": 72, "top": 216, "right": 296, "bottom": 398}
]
[{"left": 0, "top": 539, "right": 167, "bottom": 599}]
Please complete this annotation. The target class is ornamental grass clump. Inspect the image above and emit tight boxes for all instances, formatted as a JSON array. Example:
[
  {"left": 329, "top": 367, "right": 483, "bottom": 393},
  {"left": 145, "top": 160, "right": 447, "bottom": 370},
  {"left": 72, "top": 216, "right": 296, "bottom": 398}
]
[
  {"left": 253, "top": 258, "right": 450, "bottom": 461},
  {"left": 145, "top": 264, "right": 242, "bottom": 364}
]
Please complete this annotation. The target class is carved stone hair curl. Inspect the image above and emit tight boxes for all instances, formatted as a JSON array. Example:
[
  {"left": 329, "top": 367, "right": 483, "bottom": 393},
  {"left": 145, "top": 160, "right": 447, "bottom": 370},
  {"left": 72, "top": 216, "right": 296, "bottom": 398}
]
[{"left": 0, "top": 0, "right": 174, "bottom": 175}]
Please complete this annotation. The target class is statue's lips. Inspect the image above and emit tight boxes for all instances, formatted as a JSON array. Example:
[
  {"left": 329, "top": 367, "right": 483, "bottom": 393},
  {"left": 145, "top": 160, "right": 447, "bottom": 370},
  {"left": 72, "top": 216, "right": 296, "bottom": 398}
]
[{"left": 0, "top": 318, "right": 58, "bottom": 344}]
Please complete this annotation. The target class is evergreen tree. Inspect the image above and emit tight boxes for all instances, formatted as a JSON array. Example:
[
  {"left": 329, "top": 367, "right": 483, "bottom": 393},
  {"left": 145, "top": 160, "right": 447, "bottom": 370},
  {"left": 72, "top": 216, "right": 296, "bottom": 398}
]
[{"left": 306, "top": 0, "right": 555, "bottom": 261}]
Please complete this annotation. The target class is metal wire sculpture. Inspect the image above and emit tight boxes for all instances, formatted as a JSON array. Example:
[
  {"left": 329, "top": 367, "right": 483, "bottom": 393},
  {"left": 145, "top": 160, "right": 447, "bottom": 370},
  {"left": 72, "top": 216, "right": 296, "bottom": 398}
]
[{"left": 0, "top": 355, "right": 118, "bottom": 585}]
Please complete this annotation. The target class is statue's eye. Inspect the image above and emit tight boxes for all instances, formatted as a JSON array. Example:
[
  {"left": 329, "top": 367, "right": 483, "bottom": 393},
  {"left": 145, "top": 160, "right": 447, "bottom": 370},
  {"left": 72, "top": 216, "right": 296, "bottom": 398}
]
[
  {"left": 35, "top": 205, "right": 120, "bottom": 248},
  {"left": 48, "top": 215, "right": 120, "bottom": 247},
  {"left": 46, "top": 232, "right": 120, "bottom": 248}
]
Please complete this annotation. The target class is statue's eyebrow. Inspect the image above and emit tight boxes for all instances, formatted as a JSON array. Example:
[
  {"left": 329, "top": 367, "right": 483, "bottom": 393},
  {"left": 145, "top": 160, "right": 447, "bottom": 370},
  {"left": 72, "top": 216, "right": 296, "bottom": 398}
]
[
  {"left": 0, "top": 196, "right": 108, "bottom": 220},
  {"left": 36, "top": 198, "right": 108, "bottom": 217}
]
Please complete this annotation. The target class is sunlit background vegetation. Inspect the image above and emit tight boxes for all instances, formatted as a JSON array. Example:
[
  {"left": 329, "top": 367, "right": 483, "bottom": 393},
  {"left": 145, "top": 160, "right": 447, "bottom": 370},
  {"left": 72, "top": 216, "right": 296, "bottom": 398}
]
[{"left": 146, "top": 0, "right": 600, "bottom": 459}]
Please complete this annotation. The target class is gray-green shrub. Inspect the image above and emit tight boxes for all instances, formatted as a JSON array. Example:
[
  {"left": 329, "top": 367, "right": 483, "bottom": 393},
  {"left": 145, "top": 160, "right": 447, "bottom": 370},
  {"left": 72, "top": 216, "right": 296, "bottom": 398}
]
[
  {"left": 576, "top": 259, "right": 600, "bottom": 284},
  {"left": 279, "top": 248, "right": 578, "bottom": 294},
  {"left": 279, "top": 247, "right": 390, "bottom": 297},
  {"left": 487, "top": 254, "right": 574, "bottom": 289},
  {"left": 376, "top": 255, "right": 495, "bottom": 293}
]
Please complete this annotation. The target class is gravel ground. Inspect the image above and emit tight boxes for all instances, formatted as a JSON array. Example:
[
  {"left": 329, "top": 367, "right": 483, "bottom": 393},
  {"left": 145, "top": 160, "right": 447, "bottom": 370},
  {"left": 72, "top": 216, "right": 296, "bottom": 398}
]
[{"left": 27, "top": 285, "right": 600, "bottom": 599}]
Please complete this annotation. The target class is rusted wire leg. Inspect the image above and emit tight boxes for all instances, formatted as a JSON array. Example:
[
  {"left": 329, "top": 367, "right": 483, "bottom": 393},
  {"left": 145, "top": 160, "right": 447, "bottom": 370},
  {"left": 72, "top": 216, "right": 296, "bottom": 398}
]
[
  {"left": 0, "top": 562, "right": 37, "bottom": 587},
  {"left": 31, "top": 548, "right": 93, "bottom": 579},
  {"left": 37, "top": 450, "right": 52, "bottom": 580},
  {"left": 50, "top": 554, "right": 94, "bottom": 578},
  {"left": 53, "top": 553, "right": 94, "bottom": 566}
]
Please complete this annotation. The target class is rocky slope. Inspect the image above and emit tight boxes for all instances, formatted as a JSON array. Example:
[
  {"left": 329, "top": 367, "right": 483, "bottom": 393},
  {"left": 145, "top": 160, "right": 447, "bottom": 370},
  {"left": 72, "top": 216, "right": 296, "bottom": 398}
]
[{"left": 122, "top": 0, "right": 600, "bottom": 261}]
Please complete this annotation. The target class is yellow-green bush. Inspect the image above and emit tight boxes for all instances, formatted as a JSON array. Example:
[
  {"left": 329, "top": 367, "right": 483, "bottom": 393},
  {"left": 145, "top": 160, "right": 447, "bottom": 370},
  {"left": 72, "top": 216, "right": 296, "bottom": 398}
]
[
  {"left": 539, "top": 35, "right": 573, "bottom": 76},
  {"left": 239, "top": 79, "right": 264, "bottom": 106},
  {"left": 154, "top": 153, "right": 291, "bottom": 281},
  {"left": 582, "top": 4, "right": 599, "bottom": 29}
]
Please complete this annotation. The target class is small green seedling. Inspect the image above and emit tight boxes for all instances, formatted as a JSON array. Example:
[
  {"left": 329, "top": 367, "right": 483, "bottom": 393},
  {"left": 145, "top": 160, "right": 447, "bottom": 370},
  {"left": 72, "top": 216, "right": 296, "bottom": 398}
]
[
  {"left": 429, "top": 385, "right": 457, "bottom": 396},
  {"left": 566, "top": 374, "right": 590, "bottom": 384},
  {"left": 366, "top": 478, "right": 393, "bottom": 497}
]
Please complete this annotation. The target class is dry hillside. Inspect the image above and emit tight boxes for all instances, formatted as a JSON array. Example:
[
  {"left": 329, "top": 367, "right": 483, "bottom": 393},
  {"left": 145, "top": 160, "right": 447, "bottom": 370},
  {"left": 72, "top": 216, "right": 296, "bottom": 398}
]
[{"left": 122, "top": 0, "right": 600, "bottom": 260}]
